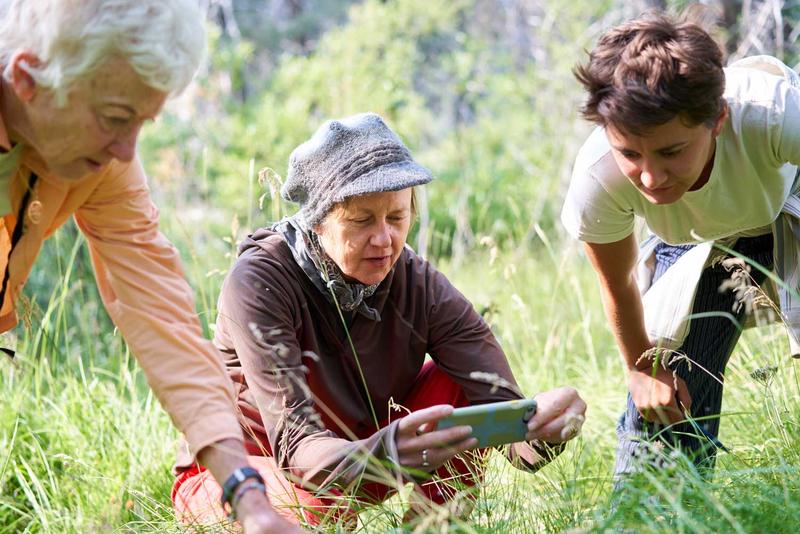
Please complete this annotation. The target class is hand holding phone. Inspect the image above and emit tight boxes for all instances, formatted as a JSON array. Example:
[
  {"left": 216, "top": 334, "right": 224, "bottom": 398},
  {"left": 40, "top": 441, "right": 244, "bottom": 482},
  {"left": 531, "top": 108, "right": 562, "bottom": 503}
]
[
  {"left": 525, "top": 387, "right": 587, "bottom": 443},
  {"left": 395, "top": 405, "right": 478, "bottom": 472}
]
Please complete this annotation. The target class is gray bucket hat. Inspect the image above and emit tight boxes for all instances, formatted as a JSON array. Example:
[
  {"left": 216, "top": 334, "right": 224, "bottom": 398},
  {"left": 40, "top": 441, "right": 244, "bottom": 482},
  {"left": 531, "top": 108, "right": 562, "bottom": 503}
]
[{"left": 281, "top": 112, "right": 433, "bottom": 226}]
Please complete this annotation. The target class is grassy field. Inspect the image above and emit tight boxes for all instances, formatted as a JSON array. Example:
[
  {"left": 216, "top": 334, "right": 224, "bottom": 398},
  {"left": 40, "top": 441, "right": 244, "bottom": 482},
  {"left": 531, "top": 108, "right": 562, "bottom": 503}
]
[
  {"left": 1, "top": 216, "right": 798, "bottom": 533},
  {"left": 2, "top": 0, "right": 799, "bottom": 531}
]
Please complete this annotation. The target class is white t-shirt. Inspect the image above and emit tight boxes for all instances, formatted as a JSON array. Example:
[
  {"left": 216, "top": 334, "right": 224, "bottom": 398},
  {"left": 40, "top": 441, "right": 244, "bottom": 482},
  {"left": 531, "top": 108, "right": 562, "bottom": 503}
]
[{"left": 561, "top": 64, "right": 800, "bottom": 245}]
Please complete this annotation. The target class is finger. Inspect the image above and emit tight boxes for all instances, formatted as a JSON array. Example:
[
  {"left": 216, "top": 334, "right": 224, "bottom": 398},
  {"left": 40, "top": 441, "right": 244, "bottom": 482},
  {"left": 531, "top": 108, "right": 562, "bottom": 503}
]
[
  {"left": 436, "top": 436, "right": 479, "bottom": 460},
  {"left": 639, "top": 406, "right": 654, "bottom": 423},
  {"left": 527, "top": 410, "right": 584, "bottom": 442},
  {"left": 658, "top": 404, "right": 677, "bottom": 425},
  {"left": 528, "top": 389, "right": 576, "bottom": 431},
  {"left": 526, "top": 397, "right": 585, "bottom": 441},
  {"left": 429, "top": 437, "right": 479, "bottom": 465},
  {"left": 397, "top": 405, "right": 453, "bottom": 435},
  {"left": 665, "top": 392, "right": 688, "bottom": 425},
  {"left": 399, "top": 437, "right": 478, "bottom": 471},
  {"left": 639, "top": 402, "right": 682, "bottom": 425},
  {"left": 636, "top": 404, "right": 664, "bottom": 424},
  {"left": 418, "top": 420, "right": 438, "bottom": 435},
  {"left": 399, "top": 436, "right": 478, "bottom": 468},
  {"left": 405, "top": 425, "right": 473, "bottom": 452}
]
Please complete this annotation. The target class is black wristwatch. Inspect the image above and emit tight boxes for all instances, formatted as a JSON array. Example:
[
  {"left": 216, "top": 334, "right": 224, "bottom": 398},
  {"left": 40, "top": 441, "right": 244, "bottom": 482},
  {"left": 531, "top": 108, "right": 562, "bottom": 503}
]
[{"left": 221, "top": 467, "right": 266, "bottom": 516}]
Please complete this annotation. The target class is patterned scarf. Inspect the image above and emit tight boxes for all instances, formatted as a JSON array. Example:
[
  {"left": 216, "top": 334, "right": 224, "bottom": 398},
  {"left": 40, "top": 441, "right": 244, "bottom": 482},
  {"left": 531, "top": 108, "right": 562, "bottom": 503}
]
[{"left": 272, "top": 216, "right": 381, "bottom": 321}]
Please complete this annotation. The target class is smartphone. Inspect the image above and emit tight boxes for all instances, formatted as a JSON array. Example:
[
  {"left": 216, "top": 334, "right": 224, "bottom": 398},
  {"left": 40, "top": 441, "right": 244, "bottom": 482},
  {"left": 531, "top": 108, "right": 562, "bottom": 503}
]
[{"left": 437, "top": 398, "right": 537, "bottom": 448}]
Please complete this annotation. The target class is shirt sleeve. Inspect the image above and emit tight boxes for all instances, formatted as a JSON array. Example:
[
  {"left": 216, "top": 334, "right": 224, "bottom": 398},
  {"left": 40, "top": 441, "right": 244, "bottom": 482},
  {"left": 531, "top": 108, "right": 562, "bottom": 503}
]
[
  {"left": 776, "top": 79, "right": 800, "bottom": 166},
  {"left": 424, "top": 264, "right": 563, "bottom": 472},
  {"left": 216, "top": 248, "right": 405, "bottom": 493},
  {"left": 74, "top": 157, "right": 243, "bottom": 456},
  {"left": 560, "top": 128, "right": 636, "bottom": 244}
]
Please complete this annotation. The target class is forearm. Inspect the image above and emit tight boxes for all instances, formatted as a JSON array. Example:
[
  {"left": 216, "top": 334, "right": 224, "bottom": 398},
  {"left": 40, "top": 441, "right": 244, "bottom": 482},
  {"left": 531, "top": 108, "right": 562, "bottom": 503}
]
[
  {"left": 598, "top": 274, "right": 652, "bottom": 370},
  {"left": 583, "top": 237, "right": 653, "bottom": 371},
  {"left": 276, "top": 423, "right": 402, "bottom": 492},
  {"left": 77, "top": 182, "right": 245, "bottom": 452},
  {"left": 585, "top": 238, "right": 690, "bottom": 422},
  {"left": 196, "top": 438, "right": 252, "bottom": 485},
  {"left": 602, "top": 276, "right": 694, "bottom": 423}
]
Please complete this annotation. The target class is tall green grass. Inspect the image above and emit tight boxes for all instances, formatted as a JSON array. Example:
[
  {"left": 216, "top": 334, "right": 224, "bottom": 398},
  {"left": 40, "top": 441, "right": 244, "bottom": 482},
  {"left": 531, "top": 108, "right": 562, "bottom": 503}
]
[
  {"left": 0, "top": 224, "right": 180, "bottom": 533},
  {"left": 1, "top": 216, "right": 798, "bottom": 533}
]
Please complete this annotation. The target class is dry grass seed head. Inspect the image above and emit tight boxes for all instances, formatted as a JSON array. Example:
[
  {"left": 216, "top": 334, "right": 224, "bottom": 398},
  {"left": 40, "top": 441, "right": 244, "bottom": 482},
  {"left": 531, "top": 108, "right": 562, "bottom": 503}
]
[
  {"left": 637, "top": 347, "right": 692, "bottom": 390},
  {"left": 750, "top": 365, "right": 778, "bottom": 386}
]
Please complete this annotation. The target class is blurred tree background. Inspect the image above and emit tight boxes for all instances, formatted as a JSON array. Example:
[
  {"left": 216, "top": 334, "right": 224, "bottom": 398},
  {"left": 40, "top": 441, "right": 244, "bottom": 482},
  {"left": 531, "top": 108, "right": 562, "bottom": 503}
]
[
  {"left": 138, "top": 0, "right": 800, "bottom": 264},
  {"left": 25, "top": 0, "right": 800, "bottom": 343}
]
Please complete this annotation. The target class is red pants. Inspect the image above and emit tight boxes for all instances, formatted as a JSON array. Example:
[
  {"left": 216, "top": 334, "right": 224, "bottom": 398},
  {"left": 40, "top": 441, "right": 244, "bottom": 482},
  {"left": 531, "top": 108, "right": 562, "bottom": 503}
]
[{"left": 172, "top": 361, "right": 484, "bottom": 527}]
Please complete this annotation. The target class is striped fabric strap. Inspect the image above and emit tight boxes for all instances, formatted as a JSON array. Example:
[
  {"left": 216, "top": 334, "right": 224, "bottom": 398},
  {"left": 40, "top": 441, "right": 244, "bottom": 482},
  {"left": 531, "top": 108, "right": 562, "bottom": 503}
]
[{"left": 0, "top": 171, "right": 39, "bottom": 330}]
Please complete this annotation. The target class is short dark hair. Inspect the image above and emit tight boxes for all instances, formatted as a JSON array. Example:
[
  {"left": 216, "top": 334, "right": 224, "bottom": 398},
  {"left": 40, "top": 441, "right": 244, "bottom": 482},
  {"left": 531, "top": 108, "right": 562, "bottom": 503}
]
[{"left": 574, "top": 11, "right": 726, "bottom": 135}]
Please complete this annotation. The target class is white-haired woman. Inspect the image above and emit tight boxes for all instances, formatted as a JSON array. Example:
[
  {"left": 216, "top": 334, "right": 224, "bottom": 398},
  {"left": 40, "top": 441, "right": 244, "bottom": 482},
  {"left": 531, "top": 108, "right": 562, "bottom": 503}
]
[
  {"left": 172, "top": 113, "right": 587, "bottom": 526},
  {"left": 0, "top": 1, "right": 295, "bottom": 531}
]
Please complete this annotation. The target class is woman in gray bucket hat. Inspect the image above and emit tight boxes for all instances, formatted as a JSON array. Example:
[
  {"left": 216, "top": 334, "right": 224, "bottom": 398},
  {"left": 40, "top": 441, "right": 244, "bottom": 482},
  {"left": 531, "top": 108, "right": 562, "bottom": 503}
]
[{"left": 174, "top": 113, "right": 586, "bottom": 527}]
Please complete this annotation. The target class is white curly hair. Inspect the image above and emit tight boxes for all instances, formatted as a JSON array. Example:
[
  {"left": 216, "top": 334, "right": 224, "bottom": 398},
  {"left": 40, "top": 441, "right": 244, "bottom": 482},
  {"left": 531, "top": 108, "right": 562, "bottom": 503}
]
[{"left": 0, "top": 0, "right": 206, "bottom": 103}]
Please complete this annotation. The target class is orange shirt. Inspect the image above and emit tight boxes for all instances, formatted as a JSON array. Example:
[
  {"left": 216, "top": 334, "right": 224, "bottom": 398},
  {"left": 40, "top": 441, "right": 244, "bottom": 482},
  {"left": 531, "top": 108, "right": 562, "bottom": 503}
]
[{"left": 0, "top": 111, "right": 242, "bottom": 456}]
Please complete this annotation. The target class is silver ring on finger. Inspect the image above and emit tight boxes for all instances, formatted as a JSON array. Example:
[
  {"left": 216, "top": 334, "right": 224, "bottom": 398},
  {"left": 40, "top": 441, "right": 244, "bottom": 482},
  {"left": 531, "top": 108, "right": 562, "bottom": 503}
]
[{"left": 421, "top": 448, "right": 430, "bottom": 468}]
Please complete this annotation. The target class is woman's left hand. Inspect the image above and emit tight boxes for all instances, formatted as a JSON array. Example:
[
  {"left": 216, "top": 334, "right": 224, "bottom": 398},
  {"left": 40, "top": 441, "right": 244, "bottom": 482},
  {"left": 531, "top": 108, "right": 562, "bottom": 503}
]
[
  {"left": 395, "top": 405, "right": 478, "bottom": 472},
  {"left": 525, "top": 387, "right": 587, "bottom": 443}
]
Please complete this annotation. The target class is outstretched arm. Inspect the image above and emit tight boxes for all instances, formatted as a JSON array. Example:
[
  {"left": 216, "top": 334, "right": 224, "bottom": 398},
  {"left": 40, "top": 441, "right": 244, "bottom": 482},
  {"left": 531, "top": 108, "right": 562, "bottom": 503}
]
[
  {"left": 75, "top": 160, "right": 299, "bottom": 532},
  {"left": 584, "top": 235, "right": 691, "bottom": 424}
]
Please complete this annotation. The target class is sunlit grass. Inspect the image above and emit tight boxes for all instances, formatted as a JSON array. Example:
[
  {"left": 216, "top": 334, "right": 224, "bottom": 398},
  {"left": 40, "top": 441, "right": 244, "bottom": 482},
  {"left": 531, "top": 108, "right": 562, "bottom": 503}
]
[{"left": 0, "top": 218, "right": 798, "bottom": 532}]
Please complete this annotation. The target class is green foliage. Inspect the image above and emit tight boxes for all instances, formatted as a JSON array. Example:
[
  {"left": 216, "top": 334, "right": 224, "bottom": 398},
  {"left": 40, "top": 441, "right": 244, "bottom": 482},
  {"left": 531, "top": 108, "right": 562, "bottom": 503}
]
[
  {"left": 138, "top": 0, "right": 800, "bottom": 256},
  {"left": 0, "top": 348, "right": 176, "bottom": 532},
  {"left": 140, "top": 0, "right": 612, "bottom": 256},
  {"left": 4, "top": 230, "right": 800, "bottom": 531}
]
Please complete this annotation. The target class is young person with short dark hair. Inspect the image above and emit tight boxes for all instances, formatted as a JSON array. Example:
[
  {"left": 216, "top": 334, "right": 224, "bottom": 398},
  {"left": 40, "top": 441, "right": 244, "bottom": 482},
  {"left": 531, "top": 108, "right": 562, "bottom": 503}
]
[{"left": 561, "top": 11, "right": 800, "bottom": 479}]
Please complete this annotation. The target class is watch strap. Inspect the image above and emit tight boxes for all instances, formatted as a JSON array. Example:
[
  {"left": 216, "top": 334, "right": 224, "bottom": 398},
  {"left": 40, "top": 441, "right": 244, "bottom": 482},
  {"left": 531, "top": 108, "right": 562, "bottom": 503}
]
[{"left": 220, "top": 466, "right": 265, "bottom": 513}]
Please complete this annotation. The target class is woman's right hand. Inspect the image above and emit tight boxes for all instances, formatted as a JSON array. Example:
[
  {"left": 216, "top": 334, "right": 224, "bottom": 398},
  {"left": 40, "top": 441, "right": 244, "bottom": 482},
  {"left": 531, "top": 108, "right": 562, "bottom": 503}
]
[
  {"left": 395, "top": 405, "right": 478, "bottom": 472},
  {"left": 628, "top": 366, "right": 692, "bottom": 425}
]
